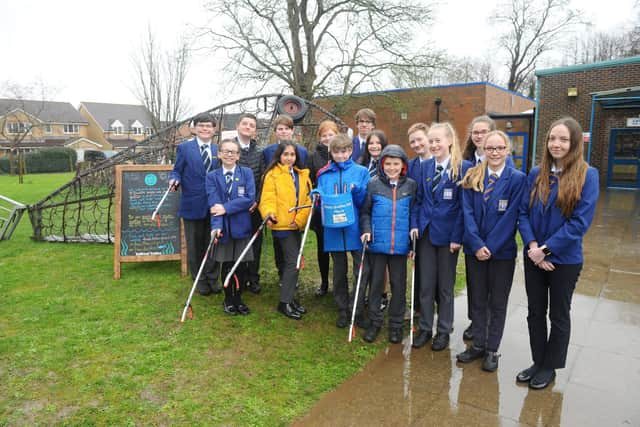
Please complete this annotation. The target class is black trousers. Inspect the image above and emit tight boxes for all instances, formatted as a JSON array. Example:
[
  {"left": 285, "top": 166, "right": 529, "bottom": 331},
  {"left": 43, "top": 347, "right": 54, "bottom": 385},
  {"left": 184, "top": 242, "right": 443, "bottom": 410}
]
[
  {"left": 417, "top": 229, "right": 459, "bottom": 334},
  {"left": 465, "top": 256, "right": 473, "bottom": 322},
  {"left": 330, "top": 251, "right": 368, "bottom": 315},
  {"left": 524, "top": 257, "right": 582, "bottom": 369},
  {"left": 368, "top": 253, "right": 407, "bottom": 329},
  {"left": 183, "top": 217, "right": 218, "bottom": 286},
  {"left": 276, "top": 232, "right": 301, "bottom": 304},
  {"left": 311, "top": 215, "right": 330, "bottom": 286},
  {"left": 245, "top": 210, "right": 263, "bottom": 285},
  {"left": 467, "top": 256, "right": 516, "bottom": 352},
  {"left": 272, "top": 231, "right": 285, "bottom": 280}
]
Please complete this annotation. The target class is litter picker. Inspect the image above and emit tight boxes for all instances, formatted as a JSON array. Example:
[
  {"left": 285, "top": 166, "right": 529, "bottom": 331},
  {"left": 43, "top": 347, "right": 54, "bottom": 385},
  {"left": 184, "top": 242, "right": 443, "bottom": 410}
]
[
  {"left": 348, "top": 241, "right": 368, "bottom": 342},
  {"left": 222, "top": 216, "right": 271, "bottom": 289},
  {"left": 180, "top": 231, "right": 218, "bottom": 322},
  {"left": 151, "top": 183, "right": 175, "bottom": 222}
]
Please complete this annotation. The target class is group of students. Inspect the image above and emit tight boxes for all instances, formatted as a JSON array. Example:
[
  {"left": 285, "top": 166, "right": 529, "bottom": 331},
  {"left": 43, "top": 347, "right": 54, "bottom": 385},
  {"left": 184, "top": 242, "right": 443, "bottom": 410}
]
[{"left": 169, "top": 108, "right": 598, "bottom": 391}]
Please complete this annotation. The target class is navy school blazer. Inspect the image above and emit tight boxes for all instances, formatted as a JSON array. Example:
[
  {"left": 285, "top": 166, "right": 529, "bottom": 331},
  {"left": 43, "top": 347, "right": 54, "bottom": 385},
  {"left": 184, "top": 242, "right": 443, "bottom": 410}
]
[
  {"left": 206, "top": 166, "right": 255, "bottom": 243},
  {"left": 411, "top": 158, "right": 472, "bottom": 246},
  {"left": 169, "top": 138, "right": 219, "bottom": 220},
  {"left": 462, "top": 166, "right": 527, "bottom": 259},
  {"left": 518, "top": 166, "right": 599, "bottom": 265}
]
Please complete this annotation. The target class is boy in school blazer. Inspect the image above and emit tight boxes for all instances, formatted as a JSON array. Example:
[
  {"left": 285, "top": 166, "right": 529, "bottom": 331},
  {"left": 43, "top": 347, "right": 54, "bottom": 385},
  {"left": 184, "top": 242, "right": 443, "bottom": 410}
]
[{"left": 169, "top": 113, "right": 220, "bottom": 295}]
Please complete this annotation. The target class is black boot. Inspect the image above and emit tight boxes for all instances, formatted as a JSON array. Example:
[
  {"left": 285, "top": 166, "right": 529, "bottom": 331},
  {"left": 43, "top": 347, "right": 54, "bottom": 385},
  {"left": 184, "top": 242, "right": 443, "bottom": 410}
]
[{"left": 277, "top": 302, "right": 302, "bottom": 320}]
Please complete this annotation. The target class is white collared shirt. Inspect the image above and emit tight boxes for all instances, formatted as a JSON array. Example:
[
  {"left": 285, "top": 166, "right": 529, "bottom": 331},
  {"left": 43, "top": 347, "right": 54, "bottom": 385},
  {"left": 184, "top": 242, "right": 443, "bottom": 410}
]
[
  {"left": 435, "top": 156, "right": 450, "bottom": 172},
  {"left": 222, "top": 166, "right": 236, "bottom": 176},
  {"left": 474, "top": 150, "right": 485, "bottom": 165},
  {"left": 487, "top": 164, "right": 506, "bottom": 178},
  {"left": 197, "top": 137, "right": 212, "bottom": 156},
  {"left": 551, "top": 164, "right": 563, "bottom": 174}
]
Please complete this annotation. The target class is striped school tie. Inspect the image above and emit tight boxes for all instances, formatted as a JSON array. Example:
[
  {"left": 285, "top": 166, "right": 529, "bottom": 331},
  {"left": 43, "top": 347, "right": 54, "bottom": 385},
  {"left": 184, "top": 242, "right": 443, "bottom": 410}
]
[
  {"left": 484, "top": 173, "right": 499, "bottom": 202},
  {"left": 201, "top": 144, "right": 211, "bottom": 172},
  {"left": 225, "top": 171, "right": 233, "bottom": 197},
  {"left": 432, "top": 165, "right": 444, "bottom": 192},
  {"left": 550, "top": 170, "right": 561, "bottom": 187},
  {"left": 369, "top": 159, "right": 377, "bottom": 177}
]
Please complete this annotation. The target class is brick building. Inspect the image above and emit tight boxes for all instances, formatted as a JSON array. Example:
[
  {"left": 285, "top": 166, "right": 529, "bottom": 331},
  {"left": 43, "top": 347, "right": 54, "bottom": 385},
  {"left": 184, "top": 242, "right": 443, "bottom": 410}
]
[
  {"left": 315, "top": 82, "right": 535, "bottom": 170},
  {"left": 534, "top": 56, "right": 640, "bottom": 188}
]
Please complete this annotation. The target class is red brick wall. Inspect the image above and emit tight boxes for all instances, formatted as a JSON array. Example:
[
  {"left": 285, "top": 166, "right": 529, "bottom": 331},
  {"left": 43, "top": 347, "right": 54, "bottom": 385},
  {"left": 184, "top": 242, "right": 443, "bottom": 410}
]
[
  {"left": 315, "top": 83, "right": 535, "bottom": 158},
  {"left": 536, "top": 61, "right": 640, "bottom": 183}
]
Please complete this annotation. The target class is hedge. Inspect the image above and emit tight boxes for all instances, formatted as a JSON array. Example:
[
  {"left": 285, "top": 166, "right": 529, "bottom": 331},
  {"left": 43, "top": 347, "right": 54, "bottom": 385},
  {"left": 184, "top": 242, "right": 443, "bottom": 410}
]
[{"left": 0, "top": 148, "right": 77, "bottom": 174}]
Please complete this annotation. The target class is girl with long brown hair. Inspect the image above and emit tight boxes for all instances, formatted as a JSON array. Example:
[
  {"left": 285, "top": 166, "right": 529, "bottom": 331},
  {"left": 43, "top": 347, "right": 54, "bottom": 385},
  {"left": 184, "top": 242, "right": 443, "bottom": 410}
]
[{"left": 517, "top": 117, "right": 599, "bottom": 389}]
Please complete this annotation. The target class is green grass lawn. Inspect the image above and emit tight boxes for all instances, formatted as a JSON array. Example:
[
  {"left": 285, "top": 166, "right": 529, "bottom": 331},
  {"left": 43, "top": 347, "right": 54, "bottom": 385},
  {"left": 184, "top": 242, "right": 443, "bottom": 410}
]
[{"left": 0, "top": 172, "right": 466, "bottom": 425}]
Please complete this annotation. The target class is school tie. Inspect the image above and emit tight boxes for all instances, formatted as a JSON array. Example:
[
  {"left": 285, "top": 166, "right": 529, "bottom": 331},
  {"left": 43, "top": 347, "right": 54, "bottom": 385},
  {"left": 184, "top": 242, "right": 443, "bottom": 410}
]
[
  {"left": 201, "top": 144, "right": 211, "bottom": 172},
  {"left": 369, "top": 159, "right": 377, "bottom": 177},
  {"left": 550, "top": 171, "right": 561, "bottom": 188},
  {"left": 432, "top": 165, "right": 444, "bottom": 192},
  {"left": 476, "top": 158, "right": 482, "bottom": 166},
  {"left": 484, "top": 173, "right": 499, "bottom": 202},
  {"left": 225, "top": 171, "right": 233, "bottom": 197}
]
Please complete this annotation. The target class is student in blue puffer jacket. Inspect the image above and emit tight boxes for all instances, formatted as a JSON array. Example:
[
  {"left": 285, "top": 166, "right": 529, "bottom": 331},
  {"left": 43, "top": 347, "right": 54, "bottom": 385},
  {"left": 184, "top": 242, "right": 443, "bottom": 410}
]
[
  {"left": 316, "top": 134, "right": 370, "bottom": 329},
  {"left": 360, "top": 145, "right": 417, "bottom": 344}
]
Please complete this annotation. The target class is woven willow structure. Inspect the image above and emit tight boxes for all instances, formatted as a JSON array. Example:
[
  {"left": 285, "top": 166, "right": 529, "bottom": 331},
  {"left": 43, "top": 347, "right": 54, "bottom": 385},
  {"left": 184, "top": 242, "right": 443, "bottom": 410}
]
[{"left": 27, "top": 94, "right": 346, "bottom": 243}]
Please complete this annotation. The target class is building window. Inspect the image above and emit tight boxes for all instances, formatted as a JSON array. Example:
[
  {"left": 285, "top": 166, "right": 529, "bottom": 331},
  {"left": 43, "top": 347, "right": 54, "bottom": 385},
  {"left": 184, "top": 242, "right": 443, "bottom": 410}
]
[
  {"left": 131, "top": 126, "right": 143, "bottom": 135},
  {"left": 6, "top": 122, "right": 31, "bottom": 134},
  {"left": 64, "top": 124, "right": 79, "bottom": 134},
  {"left": 145, "top": 127, "right": 154, "bottom": 135},
  {"left": 44, "top": 124, "right": 52, "bottom": 133}
]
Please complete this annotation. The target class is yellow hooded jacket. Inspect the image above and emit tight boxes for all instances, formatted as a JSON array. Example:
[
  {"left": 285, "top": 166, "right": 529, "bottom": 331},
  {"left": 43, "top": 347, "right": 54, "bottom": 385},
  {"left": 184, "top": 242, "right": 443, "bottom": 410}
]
[{"left": 259, "top": 163, "right": 312, "bottom": 231}]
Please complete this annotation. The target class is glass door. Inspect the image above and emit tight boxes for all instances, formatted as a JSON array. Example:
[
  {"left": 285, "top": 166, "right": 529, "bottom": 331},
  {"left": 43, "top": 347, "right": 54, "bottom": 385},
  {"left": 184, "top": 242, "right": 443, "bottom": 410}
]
[
  {"left": 507, "top": 132, "right": 528, "bottom": 172},
  {"left": 607, "top": 129, "right": 640, "bottom": 189}
]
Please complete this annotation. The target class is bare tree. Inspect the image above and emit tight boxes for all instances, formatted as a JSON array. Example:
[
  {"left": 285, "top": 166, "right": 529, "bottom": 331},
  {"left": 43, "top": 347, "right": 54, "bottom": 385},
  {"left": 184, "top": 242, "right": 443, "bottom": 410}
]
[
  {"left": 0, "top": 81, "right": 51, "bottom": 182},
  {"left": 491, "top": 0, "right": 583, "bottom": 93},
  {"left": 131, "top": 28, "right": 191, "bottom": 135},
  {"left": 199, "top": 0, "right": 440, "bottom": 99}
]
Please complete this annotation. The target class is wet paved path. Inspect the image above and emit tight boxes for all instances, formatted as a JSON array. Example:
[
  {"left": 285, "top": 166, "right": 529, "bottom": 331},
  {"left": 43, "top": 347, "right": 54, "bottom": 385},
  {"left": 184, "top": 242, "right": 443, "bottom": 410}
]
[{"left": 294, "top": 190, "right": 640, "bottom": 426}]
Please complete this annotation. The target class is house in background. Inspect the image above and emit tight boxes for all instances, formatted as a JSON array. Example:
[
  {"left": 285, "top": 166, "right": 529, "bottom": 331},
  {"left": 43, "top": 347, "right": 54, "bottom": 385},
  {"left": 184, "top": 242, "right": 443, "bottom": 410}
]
[
  {"left": 78, "top": 102, "right": 155, "bottom": 152},
  {"left": 0, "top": 99, "right": 93, "bottom": 157}
]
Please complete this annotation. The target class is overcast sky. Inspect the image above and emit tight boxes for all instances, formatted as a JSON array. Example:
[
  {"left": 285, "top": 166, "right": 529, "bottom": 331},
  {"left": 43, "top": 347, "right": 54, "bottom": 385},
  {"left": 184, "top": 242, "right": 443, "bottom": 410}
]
[{"left": 1, "top": 0, "right": 636, "bottom": 114}]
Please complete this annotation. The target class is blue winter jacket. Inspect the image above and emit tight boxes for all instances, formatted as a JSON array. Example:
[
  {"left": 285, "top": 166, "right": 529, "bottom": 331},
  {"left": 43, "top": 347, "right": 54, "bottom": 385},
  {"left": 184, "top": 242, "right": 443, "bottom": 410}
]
[
  {"left": 360, "top": 145, "right": 417, "bottom": 255},
  {"left": 518, "top": 166, "right": 599, "bottom": 264},
  {"left": 206, "top": 166, "right": 255, "bottom": 244},
  {"left": 316, "top": 159, "right": 370, "bottom": 252},
  {"left": 462, "top": 166, "right": 527, "bottom": 259}
]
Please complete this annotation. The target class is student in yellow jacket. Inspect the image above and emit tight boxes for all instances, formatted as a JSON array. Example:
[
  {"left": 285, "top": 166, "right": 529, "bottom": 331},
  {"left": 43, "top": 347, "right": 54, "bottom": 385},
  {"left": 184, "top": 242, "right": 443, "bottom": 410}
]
[{"left": 259, "top": 141, "right": 312, "bottom": 320}]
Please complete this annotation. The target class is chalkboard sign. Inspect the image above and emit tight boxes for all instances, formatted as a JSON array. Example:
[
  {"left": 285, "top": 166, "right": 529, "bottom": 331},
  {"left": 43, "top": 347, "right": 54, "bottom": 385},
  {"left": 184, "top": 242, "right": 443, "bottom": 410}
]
[{"left": 114, "top": 165, "right": 187, "bottom": 279}]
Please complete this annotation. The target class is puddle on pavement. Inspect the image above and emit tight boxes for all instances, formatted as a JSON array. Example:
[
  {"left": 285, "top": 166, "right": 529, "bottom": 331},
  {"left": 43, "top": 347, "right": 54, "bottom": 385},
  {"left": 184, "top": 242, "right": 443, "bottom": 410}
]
[{"left": 293, "top": 190, "right": 640, "bottom": 426}]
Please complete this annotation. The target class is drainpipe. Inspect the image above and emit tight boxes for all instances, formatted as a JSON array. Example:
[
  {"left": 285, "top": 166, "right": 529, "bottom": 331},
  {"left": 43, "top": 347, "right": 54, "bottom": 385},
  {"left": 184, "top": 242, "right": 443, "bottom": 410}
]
[
  {"left": 435, "top": 98, "right": 442, "bottom": 122},
  {"left": 588, "top": 95, "right": 596, "bottom": 164},
  {"left": 531, "top": 80, "right": 540, "bottom": 169}
]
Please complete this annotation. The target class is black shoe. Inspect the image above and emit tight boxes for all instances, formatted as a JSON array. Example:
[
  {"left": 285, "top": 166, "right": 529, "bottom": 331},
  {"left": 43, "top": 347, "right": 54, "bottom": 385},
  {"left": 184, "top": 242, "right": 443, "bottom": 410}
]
[
  {"left": 529, "top": 368, "right": 556, "bottom": 390},
  {"left": 380, "top": 293, "right": 389, "bottom": 311},
  {"left": 482, "top": 351, "right": 500, "bottom": 372},
  {"left": 210, "top": 283, "right": 222, "bottom": 294},
  {"left": 456, "top": 346, "right": 485, "bottom": 363},
  {"left": 463, "top": 323, "right": 473, "bottom": 341},
  {"left": 516, "top": 364, "right": 540, "bottom": 383},
  {"left": 389, "top": 327, "right": 403, "bottom": 344},
  {"left": 223, "top": 301, "right": 237, "bottom": 315},
  {"left": 197, "top": 281, "right": 212, "bottom": 296},
  {"left": 315, "top": 284, "right": 328, "bottom": 297},
  {"left": 431, "top": 333, "right": 450, "bottom": 351},
  {"left": 248, "top": 281, "right": 261, "bottom": 294},
  {"left": 412, "top": 329, "right": 432, "bottom": 348},
  {"left": 291, "top": 299, "right": 307, "bottom": 314},
  {"left": 236, "top": 302, "right": 251, "bottom": 315},
  {"left": 336, "top": 311, "right": 349, "bottom": 328},
  {"left": 363, "top": 325, "right": 381, "bottom": 343},
  {"left": 277, "top": 302, "right": 302, "bottom": 320},
  {"left": 355, "top": 315, "right": 371, "bottom": 329}
]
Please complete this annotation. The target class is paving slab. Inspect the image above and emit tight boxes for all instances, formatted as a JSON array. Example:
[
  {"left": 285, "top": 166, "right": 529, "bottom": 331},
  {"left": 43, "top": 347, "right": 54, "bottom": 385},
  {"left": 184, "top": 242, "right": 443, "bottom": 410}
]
[{"left": 293, "top": 190, "right": 640, "bottom": 426}]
